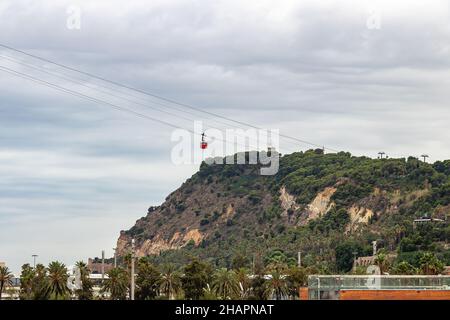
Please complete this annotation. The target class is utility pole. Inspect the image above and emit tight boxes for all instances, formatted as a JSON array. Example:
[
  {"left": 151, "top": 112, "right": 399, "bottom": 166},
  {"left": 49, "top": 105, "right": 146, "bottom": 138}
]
[
  {"left": 113, "top": 247, "right": 117, "bottom": 268},
  {"left": 252, "top": 253, "right": 255, "bottom": 276},
  {"left": 298, "top": 251, "right": 302, "bottom": 268},
  {"left": 131, "top": 239, "right": 135, "bottom": 300},
  {"left": 101, "top": 250, "right": 105, "bottom": 281},
  {"left": 378, "top": 152, "right": 385, "bottom": 159},
  {"left": 421, "top": 154, "right": 429, "bottom": 163},
  {"left": 352, "top": 251, "right": 358, "bottom": 271},
  {"left": 32, "top": 254, "right": 38, "bottom": 268}
]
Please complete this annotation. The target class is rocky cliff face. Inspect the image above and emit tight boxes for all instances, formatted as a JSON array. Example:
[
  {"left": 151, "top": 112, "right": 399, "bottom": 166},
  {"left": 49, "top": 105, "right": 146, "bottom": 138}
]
[
  {"left": 116, "top": 163, "right": 274, "bottom": 257},
  {"left": 116, "top": 150, "right": 450, "bottom": 268}
]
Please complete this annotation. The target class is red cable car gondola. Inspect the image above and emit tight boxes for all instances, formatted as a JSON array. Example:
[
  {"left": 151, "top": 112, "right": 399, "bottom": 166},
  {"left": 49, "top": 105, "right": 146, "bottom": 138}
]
[{"left": 200, "top": 132, "right": 208, "bottom": 149}]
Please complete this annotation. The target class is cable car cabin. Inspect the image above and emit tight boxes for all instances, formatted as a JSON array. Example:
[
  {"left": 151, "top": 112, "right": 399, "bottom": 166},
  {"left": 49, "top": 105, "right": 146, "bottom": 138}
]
[{"left": 200, "top": 132, "right": 207, "bottom": 149}]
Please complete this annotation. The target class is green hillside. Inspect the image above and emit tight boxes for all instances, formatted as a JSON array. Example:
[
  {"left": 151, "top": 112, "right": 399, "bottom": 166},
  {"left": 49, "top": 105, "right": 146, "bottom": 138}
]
[{"left": 117, "top": 150, "right": 450, "bottom": 274}]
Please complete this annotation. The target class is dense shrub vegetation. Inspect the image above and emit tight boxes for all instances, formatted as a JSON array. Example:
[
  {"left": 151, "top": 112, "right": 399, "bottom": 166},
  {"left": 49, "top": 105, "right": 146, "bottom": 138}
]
[{"left": 125, "top": 150, "right": 449, "bottom": 275}]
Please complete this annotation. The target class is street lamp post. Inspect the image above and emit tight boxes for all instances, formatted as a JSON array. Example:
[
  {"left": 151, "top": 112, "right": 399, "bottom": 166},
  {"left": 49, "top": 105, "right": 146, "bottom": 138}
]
[
  {"left": 352, "top": 251, "right": 358, "bottom": 271},
  {"left": 32, "top": 254, "right": 38, "bottom": 269},
  {"left": 113, "top": 247, "right": 117, "bottom": 268}
]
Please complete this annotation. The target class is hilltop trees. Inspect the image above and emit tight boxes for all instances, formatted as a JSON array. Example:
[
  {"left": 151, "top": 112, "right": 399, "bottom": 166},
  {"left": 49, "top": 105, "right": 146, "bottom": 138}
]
[{"left": 122, "top": 151, "right": 450, "bottom": 278}]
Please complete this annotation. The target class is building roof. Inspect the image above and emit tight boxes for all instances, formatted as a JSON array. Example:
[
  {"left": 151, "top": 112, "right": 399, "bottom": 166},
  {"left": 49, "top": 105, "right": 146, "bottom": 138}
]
[
  {"left": 413, "top": 217, "right": 445, "bottom": 223},
  {"left": 444, "top": 266, "right": 450, "bottom": 276}
]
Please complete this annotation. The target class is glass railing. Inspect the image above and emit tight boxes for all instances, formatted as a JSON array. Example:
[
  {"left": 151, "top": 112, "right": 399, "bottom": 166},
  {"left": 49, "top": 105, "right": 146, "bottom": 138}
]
[{"left": 308, "top": 275, "right": 450, "bottom": 300}]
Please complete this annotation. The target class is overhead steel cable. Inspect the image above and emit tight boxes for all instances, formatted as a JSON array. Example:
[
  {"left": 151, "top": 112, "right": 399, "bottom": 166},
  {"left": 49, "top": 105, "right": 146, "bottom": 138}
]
[
  {"left": 0, "top": 53, "right": 265, "bottom": 150},
  {"left": 0, "top": 44, "right": 260, "bottom": 130},
  {"left": 0, "top": 54, "right": 200, "bottom": 124},
  {"left": 0, "top": 53, "right": 228, "bottom": 128},
  {"left": 0, "top": 64, "right": 273, "bottom": 153},
  {"left": 0, "top": 65, "right": 193, "bottom": 132},
  {"left": 0, "top": 43, "right": 340, "bottom": 153}
]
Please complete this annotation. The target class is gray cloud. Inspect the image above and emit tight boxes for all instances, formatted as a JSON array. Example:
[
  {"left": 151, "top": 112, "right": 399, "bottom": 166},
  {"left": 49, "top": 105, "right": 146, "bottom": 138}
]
[{"left": 1, "top": 0, "right": 450, "bottom": 273}]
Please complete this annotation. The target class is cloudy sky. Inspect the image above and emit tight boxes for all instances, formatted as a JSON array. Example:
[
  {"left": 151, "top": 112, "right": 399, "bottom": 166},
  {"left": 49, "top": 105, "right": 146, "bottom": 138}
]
[{"left": 1, "top": 0, "right": 450, "bottom": 274}]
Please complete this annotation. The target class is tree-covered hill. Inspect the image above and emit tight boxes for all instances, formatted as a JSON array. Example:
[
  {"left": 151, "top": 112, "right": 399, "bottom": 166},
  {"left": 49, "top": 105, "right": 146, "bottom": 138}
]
[{"left": 117, "top": 150, "right": 450, "bottom": 274}]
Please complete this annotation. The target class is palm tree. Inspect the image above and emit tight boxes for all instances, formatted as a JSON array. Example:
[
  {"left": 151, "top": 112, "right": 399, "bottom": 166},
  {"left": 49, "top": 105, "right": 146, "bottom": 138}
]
[
  {"left": 75, "top": 261, "right": 93, "bottom": 300},
  {"left": 285, "top": 266, "right": 308, "bottom": 299},
  {"left": 123, "top": 252, "right": 132, "bottom": 269},
  {"left": 19, "top": 264, "right": 34, "bottom": 300},
  {"left": 123, "top": 252, "right": 133, "bottom": 296},
  {"left": 212, "top": 268, "right": 239, "bottom": 300},
  {"left": 135, "top": 259, "right": 161, "bottom": 300},
  {"left": 250, "top": 274, "right": 268, "bottom": 300},
  {"left": 32, "top": 264, "right": 49, "bottom": 300},
  {"left": 235, "top": 268, "right": 251, "bottom": 299},
  {"left": 419, "top": 252, "right": 445, "bottom": 275},
  {"left": 391, "top": 261, "right": 417, "bottom": 275},
  {"left": 160, "top": 264, "right": 182, "bottom": 299},
  {"left": 394, "top": 225, "right": 406, "bottom": 244},
  {"left": 181, "top": 259, "right": 212, "bottom": 300},
  {"left": 202, "top": 284, "right": 219, "bottom": 300},
  {"left": 0, "top": 266, "right": 14, "bottom": 300},
  {"left": 374, "top": 252, "right": 390, "bottom": 274},
  {"left": 46, "top": 261, "right": 69, "bottom": 299},
  {"left": 102, "top": 267, "right": 129, "bottom": 300},
  {"left": 265, "top": 270, "right": 288, "bottom": 300}
]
